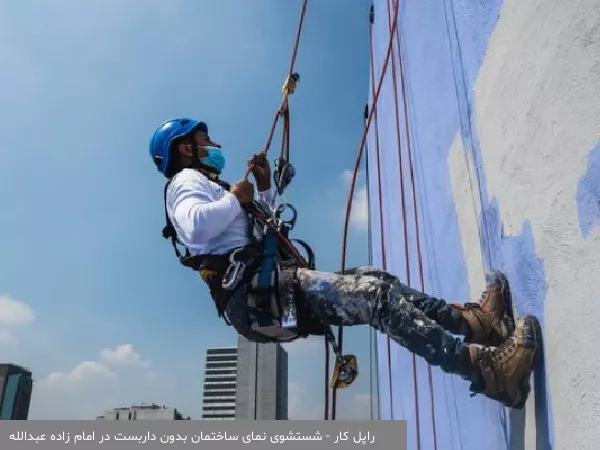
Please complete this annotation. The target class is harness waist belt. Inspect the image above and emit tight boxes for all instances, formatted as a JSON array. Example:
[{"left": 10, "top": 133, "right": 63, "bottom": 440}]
[{"left": 181, "top": 243, "right": 264, "bottom": 322}]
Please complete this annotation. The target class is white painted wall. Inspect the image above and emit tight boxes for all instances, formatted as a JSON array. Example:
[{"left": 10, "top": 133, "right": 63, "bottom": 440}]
[{"left": 468, "top": 2, "right": 600, "bottom": 448}]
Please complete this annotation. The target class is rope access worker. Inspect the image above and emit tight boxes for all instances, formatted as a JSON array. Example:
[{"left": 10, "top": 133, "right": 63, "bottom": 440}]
[{"left": 149, "top": 117, "right": 541, "bottom": 410}]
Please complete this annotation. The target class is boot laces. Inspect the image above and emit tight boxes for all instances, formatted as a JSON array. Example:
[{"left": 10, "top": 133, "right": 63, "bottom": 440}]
[{"left": 493, "top": 333, "right": 517, "bottom": 362}]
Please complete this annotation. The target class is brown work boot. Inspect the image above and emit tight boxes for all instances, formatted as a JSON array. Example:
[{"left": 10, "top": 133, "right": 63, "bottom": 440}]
[
  {"left": 453, "top": 270, "right": 515, "bottom": 347},
  {"left": 466, "top": 315, "right": 541, "bottom": 409}
]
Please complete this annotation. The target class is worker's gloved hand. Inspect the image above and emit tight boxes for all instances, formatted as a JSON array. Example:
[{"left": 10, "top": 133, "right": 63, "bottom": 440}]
[
  {"left": 231, "top": 179, "right": 255, "bottom": 205},
  {"left": 248, "top": 152, "right": 271, "bottom": 191}
]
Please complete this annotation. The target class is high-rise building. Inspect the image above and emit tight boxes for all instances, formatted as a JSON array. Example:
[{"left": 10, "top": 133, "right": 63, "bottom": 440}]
[
  {"left": 235, "top": 336, "right": 288, "bottom": 420},
  {"left": 201, "top": 336, "right": 288, "bottom": 420},
  {"left": 0, "top": 364, "right": 33, "bottom": 420},
  {"left": 201, "top": 347, "right": 238, "bottom": 420},
  {"left": 96, "top": 403, "right": 190, "bottom": 420}
]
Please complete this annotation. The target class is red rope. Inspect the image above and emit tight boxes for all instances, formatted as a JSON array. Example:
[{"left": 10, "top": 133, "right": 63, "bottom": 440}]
[
  {"left": 262, "top": 0, "right": 309, "bottom": 156},
  {"left": 339, "top": 3, "right": 439, "bottom": 447},
  {"left": 381, "top": 0, "right": 421, "bottom": 445},
  {"left": 239, "top": 0, "right": 335, "bottom": 422},
  {"left": 235, "top": 1, "right": 331, "bottom": 419},
  {"left": 247, "top": 1, "right": 437, "bottom": 433},
  {"left": 382, "top": 0, "right": 439, "bottom": 446},
  {"left": 244, "top": 0, "right": 309, "bottom": 180},
  {"left": 367, "top": 5, "right": 393, "bottom": 422},
  {"left": 383, "top": 1, "right": 422, "bottom": 447},
  {"left": 337, "top": 0, "right": 400, "bottom": 422},
  {"left": 392, "top": 7, "right": 439, "bottom": 449}
]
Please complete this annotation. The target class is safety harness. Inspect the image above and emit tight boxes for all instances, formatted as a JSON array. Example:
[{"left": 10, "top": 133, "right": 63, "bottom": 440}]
[{"left": 160, "top": 170, "right": 324, "bottom": 343}]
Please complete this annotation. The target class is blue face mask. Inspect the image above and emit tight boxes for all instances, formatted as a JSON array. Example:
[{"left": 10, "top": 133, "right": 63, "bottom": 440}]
[{"left": 199, "top": 146, "right": 226, "bottom": 172}]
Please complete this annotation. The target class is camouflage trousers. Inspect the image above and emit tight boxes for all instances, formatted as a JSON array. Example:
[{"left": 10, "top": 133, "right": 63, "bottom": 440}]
[
  {"left": 226, "top": 265, "right": 473, "bottom": 379},
  {"left": 293, "top": 266, "right": 473, "bottom": 378}
]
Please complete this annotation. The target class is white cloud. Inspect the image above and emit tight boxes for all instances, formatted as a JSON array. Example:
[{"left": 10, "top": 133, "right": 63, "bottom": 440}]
[
  {"left": 35, "top": 344, "right": 150, "bottom": 393},
  {"left": 0, "top": 295, "right": 35, "bottom": 347},
  {"left": 0, "top": 294, "right": 35, "bottom": 326},
  {"left": 340, "top": 170, "right": 369, "bottom": 231},
  {"left": 0, "top": 329, "right": 18, "bottom": 346},
  {"left": 99, "top": 344, "right": 150, "bottom": 367},
  {"left": 30, "top": 345, "right": 157, "bottom": 420},
  {"left": 351, "top": 186, "right": 369, "bottom": 230},
  {"left": 38, "top": 361, "right": 118, "bottom": 389},
  {"left": 32, "top": 361, "right": 119, "bottom": 420}
]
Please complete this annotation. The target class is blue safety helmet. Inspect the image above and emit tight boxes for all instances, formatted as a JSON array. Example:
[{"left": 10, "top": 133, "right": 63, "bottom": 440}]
[{"left": 149, "top": 118, "right": 209, "bottom": 176}]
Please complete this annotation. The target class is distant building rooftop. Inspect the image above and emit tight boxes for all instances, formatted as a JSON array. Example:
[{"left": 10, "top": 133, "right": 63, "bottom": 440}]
[{"left": 96, "top": 403, "right": 190, "bottom": 420}]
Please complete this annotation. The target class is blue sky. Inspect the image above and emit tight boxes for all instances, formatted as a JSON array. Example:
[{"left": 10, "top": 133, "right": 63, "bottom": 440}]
[{"left": 0, "top": 0, "right": 375, "bottom": 419}]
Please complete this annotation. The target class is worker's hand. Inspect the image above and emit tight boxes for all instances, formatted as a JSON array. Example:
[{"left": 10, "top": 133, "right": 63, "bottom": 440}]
[
  {"left": 230, "top": 179, "right": 255, "bottom": 205},
  {"left": 248, "top": 152, "right": 271, "bottom": 191}
]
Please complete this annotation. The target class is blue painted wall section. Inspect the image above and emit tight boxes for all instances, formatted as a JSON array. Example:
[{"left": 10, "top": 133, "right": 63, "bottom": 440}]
[
  {"left": 367, "top": 0, "right": 554, "bottom": 449},
  {"left": 480, "top": 199, "right": 553, "bottom": 449},
  {"left": 577, "top": 141, "right": 600, "bottom": 238}
]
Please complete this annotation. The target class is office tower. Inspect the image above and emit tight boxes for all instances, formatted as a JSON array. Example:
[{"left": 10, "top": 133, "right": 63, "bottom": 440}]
[
  {"left": 201, "top": 347, "right": 238, "bottom": 420},
  {"left": 96, "top": 403, "right": 190, "bottom": 420},
  {"left": 201, "top": 336, "right": 288, "bottom": 420},
  {"left": 0, "top": 363, "right": 33, "bottom": 420},
  {"left": 235, "top": 335, "right": 288, "bottom": 420}
]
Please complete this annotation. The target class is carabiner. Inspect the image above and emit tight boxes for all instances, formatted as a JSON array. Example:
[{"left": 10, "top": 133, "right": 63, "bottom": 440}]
[
  {"left": 222, "top": 248, "right": 246, "bottom": 291},
  {"left": 275, "top": 202, "right": 298, "bottom": 231}
]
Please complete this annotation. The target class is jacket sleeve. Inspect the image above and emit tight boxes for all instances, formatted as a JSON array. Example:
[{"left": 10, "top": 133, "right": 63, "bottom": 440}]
[
  {"left": 255, "top": 186, "right": 275, "bottom": 207},
  {"left": 169, "top": 178, "right": 243, "bottom": 245}
]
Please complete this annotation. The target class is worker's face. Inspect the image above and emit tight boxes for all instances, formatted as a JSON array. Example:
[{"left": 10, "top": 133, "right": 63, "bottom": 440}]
[{"left": 176, "top": 129, "right": 218, "bottom": 165}]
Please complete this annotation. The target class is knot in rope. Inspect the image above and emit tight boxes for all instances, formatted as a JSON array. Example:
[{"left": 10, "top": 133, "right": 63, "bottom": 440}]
[
  {"left": 279, "top": 72, "right": 300, "bottom": 116},
  {"left": 282, "top": 72, "right": 300, "bottom": 97}
]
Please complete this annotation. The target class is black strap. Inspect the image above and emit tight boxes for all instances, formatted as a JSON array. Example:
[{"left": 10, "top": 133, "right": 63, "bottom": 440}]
[
  {"left": 162, "top": 179, "right": 191, "bottom": 262},
  {"left": 160, "top": 170, "right": 319, "bottom": 337},
  {"left": 289, "top": 238, "right": 315, "bottom": 269}
]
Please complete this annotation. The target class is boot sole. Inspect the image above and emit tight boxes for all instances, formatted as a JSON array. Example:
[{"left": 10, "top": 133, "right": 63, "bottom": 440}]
[
  {"left": 486, "top": 270, "right": 516, "bottom": 338},
  {"left": 511, "top": 315, "right": 543, "bottom": 410}
]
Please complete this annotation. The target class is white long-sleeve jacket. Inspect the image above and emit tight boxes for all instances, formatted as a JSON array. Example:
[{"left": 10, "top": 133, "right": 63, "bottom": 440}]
[{"left": 165, "top": 168, "right": 274, "bottom": 256}]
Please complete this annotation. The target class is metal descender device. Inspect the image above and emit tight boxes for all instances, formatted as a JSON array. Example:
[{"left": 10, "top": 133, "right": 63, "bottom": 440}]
[
  {"left": 325, "top": 327, "right": 358, "bottom": 389},
  {"left": 273, "top": 156, "right": 296, "bottom": 196}
]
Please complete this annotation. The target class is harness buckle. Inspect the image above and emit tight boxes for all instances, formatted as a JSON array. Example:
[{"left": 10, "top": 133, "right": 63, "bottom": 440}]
[{"left": 221, "top": 248, "right": 246, "bottom": 291}]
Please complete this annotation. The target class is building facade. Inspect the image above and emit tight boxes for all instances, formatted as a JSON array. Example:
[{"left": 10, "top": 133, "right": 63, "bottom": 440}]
[
  {"left": 201, "top": 336, "right": 288, "bottom": 420},
  {"left": 96, "top": 403, "right": 189, "bottom": 420},
  {"left": 201, "top": 346, "right": 238, "bottom": 420},
  {"left": 202, "top": 336, "right": 288, "bottom": 420},
  {"left": 0, "top": 364, "right": 33, "bottom": 420},
  {"left": 234, "top": 336, "right": 288, "bottom": 420}
]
